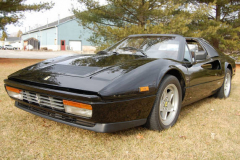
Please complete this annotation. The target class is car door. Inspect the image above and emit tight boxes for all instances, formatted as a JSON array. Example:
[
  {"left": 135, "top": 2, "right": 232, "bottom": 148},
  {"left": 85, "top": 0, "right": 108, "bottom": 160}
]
[{"left": 183, "top": 40, "right": 224, "bottom": 104}]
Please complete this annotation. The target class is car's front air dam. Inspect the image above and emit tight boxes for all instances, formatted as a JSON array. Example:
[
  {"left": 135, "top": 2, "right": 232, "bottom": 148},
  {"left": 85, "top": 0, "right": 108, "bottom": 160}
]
[{"left": 15, "top": 101, "right": 147, "bottom": 133}]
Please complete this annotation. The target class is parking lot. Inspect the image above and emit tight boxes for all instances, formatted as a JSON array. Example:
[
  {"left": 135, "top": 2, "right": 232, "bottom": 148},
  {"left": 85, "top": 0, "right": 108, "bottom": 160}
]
[{"left": 0, "top": 50, "right": 88, "bottom": 59}]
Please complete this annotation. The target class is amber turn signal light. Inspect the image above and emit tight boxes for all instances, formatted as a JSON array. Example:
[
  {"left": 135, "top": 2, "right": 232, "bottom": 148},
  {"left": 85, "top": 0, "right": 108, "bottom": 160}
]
[
  {"left": 63, "top": 100, "right": 92, "bottom": 110},
  {"left": 6, "top": 86, "right": 22, "bottom": 93},
  {"left": 139, "top": 86, "right": 149, "bottom": 92},
  {"left": 6, "top": 86, "right": 23, "bottom": 100}
]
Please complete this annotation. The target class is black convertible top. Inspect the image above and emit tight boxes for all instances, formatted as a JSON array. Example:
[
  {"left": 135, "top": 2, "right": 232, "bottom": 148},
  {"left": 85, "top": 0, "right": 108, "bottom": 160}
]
[{"left": 129, "top": 34, "right": 183, "bottom": 37}]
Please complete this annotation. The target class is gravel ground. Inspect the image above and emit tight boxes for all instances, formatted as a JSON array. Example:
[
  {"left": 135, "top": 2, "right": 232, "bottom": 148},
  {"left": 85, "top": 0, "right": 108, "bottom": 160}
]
[{"left": 0, "top": 50, "right": 89, "bottom": 59}]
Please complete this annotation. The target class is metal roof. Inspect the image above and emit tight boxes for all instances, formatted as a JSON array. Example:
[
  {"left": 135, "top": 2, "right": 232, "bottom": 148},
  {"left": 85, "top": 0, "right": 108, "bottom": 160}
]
[
  {"left": 24, "top": 37, "right": 39, "bottom": 41},
  {"left": 5, "top": 37, "right": 21, "bottom": 42},
  {"left": 23, "top": 15, "right": 75, "bottom": 35}
]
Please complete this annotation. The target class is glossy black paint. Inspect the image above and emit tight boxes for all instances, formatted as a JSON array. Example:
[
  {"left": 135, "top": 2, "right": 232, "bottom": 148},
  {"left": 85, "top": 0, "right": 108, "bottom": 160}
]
[
  {"left": 4, "top": 34, "right": 236, "bottom": 132},
  {"left": 15, "top": 102, "right": 147, "bottom": 133},
  {"left": 8, "top": 54, "right": 158, "bottom": 94}
]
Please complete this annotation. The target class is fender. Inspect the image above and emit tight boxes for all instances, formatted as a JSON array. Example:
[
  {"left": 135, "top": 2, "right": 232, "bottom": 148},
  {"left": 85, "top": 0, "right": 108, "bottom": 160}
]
[
  {"left": 224, "top": 62, "right": 232, "bottom": 74},
  {"left": 156, "top": 61, "right": 187, "bottom": 90}
]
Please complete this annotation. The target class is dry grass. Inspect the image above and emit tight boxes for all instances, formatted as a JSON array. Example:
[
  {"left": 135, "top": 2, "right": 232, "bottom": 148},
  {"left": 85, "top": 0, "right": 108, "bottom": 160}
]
[{"left": 0, "top": 59, "right": 239, "bottom": 160}]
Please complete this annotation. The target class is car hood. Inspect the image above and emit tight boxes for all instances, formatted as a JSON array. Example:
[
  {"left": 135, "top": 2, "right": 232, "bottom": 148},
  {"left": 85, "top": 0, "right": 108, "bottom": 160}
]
[{"left": 8, "top": 54, "right": 158, "bottom": 93}]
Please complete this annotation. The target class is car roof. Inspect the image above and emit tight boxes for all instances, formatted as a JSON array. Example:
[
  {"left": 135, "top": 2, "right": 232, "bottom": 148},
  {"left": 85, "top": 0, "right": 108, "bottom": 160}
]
[
  {"left": 128, "top": 34, "right": 184, "bottom": 37},
  {"left": 125, "top": 34, "right": 220, "bottom": 58}
]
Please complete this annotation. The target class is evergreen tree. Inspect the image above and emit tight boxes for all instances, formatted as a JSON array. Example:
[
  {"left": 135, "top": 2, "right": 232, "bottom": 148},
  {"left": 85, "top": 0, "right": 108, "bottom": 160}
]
[
  {"left": 73, "top": 0, "right": 239, "bottom": 53},
  {"left": 186, "top": 0, "right": 240, "bottom": 53},
  {"left": 0, "top": 30, "right": 7, "bottom": 41},
  {"left": 73, "top": 0, "right": 190, "bottom": 50}
]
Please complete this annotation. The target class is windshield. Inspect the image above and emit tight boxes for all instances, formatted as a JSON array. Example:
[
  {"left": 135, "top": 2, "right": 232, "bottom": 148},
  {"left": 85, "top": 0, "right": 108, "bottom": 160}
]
[{"left": 106, "top": 36, "right": 180, "bottom": 59}]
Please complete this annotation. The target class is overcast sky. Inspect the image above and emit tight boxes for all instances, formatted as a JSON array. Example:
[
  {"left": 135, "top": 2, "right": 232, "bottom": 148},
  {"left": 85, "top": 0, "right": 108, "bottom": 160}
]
[{"left": 6, "top": 0, "right": 106, "bottom": 36}]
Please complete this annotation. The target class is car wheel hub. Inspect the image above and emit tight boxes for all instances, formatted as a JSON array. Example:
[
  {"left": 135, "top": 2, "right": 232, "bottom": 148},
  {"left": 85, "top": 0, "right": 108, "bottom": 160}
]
[
  {"left": 159, "top": 84, "right": 179, "bottom": 125},
  {"left": 224, "top": 73, "right": 231, "bottom": 97}
]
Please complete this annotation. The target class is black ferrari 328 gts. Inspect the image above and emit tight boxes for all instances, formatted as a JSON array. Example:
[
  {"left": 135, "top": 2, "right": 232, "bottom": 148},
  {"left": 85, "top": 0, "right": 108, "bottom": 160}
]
[{"left": 4, "top": 34, "right": 236, "bottom": 132}]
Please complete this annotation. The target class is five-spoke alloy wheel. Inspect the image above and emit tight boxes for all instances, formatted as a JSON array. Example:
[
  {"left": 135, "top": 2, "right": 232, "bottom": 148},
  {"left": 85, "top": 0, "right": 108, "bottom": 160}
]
[
  {"left": 159, "top": 84, "right": 179, "bottom": 126},
  {"left": 146, "top": 75, "right": 182, "bottom": 131}
]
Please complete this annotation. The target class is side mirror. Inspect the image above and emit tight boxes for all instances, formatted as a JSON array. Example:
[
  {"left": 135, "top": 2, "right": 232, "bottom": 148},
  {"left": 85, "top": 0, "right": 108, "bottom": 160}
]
[{"left": 195, "top": 51, "right": 207, "bottom": 61}]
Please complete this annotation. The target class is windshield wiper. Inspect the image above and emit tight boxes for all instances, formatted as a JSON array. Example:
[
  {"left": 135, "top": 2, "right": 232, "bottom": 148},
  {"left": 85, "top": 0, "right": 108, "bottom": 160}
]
[
  {"left": 119, "top": 46, "right": 147, "bottom": 57},
  {"left": 96, "top": 50, "right": 108, "bottom": 55},
  {"left": 97, "top": 50, "right": 119, "bottom": 56}
]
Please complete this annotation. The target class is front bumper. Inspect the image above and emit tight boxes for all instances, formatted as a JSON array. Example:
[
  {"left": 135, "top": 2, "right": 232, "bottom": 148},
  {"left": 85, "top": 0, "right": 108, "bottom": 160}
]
[
  {"left": 5, "top": 79, "right": 156, "bottom": 132},
  {"left": 15, "top": 101, "right": 146, "bottom": 132}
]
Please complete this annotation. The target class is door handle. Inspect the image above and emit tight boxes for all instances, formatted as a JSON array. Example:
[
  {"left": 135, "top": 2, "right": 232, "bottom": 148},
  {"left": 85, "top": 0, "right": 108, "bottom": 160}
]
[{"left": 201, "top": 64, "right": 212, "bottom": 69}]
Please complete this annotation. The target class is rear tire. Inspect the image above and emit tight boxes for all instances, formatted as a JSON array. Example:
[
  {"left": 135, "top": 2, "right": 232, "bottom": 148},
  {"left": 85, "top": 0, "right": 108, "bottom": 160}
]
[
  {"left": 145, "top": 75, "right": 182, "bottom": 131},
  {"left": 216, "top": 68, "right": 231, "bottom": 99}
]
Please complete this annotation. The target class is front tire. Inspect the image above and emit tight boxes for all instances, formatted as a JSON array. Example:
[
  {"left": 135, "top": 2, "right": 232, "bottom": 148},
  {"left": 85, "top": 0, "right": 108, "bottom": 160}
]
[{"left": 146, "top": 75, "right": 182, "bottom": 131}]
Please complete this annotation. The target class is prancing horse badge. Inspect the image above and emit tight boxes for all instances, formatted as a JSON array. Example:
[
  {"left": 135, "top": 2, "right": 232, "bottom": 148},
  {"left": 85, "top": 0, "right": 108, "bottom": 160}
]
[{"left": 44, "top": 76, "right": 51, "bottom": 80}]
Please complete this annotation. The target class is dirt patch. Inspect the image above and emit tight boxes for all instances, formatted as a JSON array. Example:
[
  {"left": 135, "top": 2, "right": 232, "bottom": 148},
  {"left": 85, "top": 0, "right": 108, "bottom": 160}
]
[
  {"left": 0, "top": 58, "right": 43, "bottom": 64},
  {"left": 236, "top": 64, "right": 240, "bottom": 69}
]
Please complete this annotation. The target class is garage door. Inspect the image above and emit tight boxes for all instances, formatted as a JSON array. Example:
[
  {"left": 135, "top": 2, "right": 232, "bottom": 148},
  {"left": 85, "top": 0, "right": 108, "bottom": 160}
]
[{"left": 69, "top": 41, "right": 81, "bottom": 51}]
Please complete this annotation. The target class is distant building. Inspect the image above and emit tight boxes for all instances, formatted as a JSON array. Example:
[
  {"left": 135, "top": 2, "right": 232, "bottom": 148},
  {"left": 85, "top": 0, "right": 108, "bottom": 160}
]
[
  {"left": 21, "top": 16, "right": 95, "bottom": 52},
  {"left": 6, "top": 37, "right": 21, "bottom": 43},
  {"left": 0, "top": 37, "right": 21, "bottom": 45},
  {"left": 0, "top": 37, "right": 22, "bottom": 49}
]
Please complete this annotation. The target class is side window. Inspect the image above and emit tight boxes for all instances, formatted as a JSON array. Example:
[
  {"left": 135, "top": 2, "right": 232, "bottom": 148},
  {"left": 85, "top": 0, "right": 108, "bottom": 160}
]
[
  {"left": 186, "top": 39, "right": 209, "bottom": 61},
  {"left": 187, "top": 41, "right": 204, "bottom": 52},
  {"left": 184, "top": 45, "right": 191, "bottom": 62}
]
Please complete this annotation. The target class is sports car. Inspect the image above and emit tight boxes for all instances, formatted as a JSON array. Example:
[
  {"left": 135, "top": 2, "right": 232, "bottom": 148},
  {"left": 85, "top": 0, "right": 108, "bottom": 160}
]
[{"left": 4, "top": 34, "right": 236, "bottom": 132}]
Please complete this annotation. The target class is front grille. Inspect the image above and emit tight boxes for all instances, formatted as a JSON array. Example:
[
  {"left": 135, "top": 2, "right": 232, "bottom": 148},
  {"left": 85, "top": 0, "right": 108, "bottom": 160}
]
[
  {"left": 22, "top": 90, "right": 64, "bottom": 111},
  {"left": 17, "top": 102, "right": 95, "bottom": 127}
]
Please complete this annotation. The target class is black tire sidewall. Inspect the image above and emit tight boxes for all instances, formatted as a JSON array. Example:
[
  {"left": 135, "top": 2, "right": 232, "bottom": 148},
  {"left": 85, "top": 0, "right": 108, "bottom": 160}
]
[{"left": 154, "top": 75, "right": 182, "bottom": 129}]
